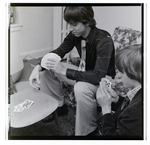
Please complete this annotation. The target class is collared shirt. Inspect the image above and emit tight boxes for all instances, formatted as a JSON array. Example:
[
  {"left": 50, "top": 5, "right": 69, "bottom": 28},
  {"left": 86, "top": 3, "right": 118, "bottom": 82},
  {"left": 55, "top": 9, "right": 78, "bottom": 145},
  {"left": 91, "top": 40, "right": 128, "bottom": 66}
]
[
  {"left": 52, "top": 26, "right": 116, "bottom": 85},
  {"left": 127, "top": 85, "right": 142, "bottom": 102}
]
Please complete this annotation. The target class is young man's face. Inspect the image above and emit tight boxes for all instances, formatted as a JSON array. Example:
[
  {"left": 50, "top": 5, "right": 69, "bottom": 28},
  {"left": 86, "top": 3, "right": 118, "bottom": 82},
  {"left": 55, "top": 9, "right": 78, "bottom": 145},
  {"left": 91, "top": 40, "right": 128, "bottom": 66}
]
[
  {"left": 117, "top": 71, "right": 133, "bottom": 88},
  {"left": 68, "top": 22, "right": 90, "bottom": 38}
]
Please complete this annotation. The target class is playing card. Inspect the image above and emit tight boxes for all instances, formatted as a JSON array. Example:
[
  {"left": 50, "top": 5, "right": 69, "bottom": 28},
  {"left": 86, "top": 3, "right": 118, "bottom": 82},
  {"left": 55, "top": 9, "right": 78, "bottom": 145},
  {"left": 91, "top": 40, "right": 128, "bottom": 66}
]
[
  {"left": 13, "top": 99, "right": 34, "bottom": 112},
  {"left": 22, "top": 99, "right": 34, "bottom": 109},
  {"left": 48, "top": 53, "right": 61, "bottom": 60},
  {"left": 41, "top": 53, "right": 61, "bottom": 70},
  {"left": 14, "top": 107, "right": 24, "bottom": 112},
  {"left": 14, "top": 103, "right": 25, "bottom": 112},
  {"left": 102, "top": 78, "right": 112, "bottom": 89}
]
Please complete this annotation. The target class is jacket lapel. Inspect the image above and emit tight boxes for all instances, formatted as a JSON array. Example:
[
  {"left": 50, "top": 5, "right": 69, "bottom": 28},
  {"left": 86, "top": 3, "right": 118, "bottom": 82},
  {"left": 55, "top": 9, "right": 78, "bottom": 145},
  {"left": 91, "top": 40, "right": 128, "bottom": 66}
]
[{"left": 114, "top": 89, "right": 142, "bottom": 121}]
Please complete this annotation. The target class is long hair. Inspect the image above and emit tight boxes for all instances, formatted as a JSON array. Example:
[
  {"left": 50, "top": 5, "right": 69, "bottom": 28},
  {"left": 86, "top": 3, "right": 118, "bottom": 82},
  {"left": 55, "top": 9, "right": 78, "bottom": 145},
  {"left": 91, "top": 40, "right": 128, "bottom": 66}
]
[
  {"left": 64, "top": 6, "right": 96, "bottom": 27},
  {"left": 116, "top": 44, "right": 142, "bottom": 83}
]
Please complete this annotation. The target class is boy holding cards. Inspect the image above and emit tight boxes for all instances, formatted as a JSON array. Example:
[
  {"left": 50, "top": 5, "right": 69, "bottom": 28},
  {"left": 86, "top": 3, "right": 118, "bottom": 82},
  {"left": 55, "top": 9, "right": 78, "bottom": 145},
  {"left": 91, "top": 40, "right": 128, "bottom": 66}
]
[
  {"left": 96, "top": 44, "right": 142, "bottom": 137},
  {"left": 29, "top": 6, "right": 115, "bottom": 136}
]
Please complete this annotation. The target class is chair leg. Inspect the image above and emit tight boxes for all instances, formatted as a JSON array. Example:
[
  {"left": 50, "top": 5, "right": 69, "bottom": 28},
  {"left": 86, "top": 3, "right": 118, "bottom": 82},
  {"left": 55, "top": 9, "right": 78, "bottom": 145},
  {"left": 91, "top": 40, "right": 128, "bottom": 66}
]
[{"left": 53, "top": 111, "right": 63, "bottom": 135}]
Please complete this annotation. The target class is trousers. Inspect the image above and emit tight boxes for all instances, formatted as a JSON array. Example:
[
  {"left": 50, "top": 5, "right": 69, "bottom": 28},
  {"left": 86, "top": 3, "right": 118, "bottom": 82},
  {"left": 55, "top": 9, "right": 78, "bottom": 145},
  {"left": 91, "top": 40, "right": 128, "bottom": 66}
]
[{"left": 40, "top": 62, "right": 98, "bottom": 135}]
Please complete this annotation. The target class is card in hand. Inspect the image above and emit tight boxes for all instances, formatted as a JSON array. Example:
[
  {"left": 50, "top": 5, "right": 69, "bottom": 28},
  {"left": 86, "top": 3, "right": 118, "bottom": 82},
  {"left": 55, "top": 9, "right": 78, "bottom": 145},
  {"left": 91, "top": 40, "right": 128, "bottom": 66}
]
[
  {"left": 41, "top": 53, "right": 61, "bottom": 70},
  {"left": 102, "top": 78, "right": 112, "bottom": 89}
]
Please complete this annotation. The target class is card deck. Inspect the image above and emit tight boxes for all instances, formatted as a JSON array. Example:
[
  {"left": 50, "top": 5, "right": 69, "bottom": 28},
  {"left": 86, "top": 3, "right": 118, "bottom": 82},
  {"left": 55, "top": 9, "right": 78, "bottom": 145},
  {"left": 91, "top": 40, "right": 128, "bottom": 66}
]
[{"left": 41, "top": 53, "right": 61, "bottom": 70}]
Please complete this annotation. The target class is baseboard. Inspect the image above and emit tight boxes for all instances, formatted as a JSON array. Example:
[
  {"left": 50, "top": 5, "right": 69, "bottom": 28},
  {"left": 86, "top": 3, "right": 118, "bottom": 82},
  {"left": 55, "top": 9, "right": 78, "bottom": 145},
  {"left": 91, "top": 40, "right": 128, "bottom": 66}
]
[{"left": 20, "top": 47, "right": 53, "bottom": 60}]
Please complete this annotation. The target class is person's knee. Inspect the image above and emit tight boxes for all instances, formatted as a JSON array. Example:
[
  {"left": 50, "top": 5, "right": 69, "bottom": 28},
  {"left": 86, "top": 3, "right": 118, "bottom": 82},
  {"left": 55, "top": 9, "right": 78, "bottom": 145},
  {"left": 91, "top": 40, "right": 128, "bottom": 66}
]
[
  {"left": 74, "top": 82, "right": 87, "bottom": 102},
  {"left": 74, "top": 82, "right": 98, "bottom": 103},
  {"left": 74, "top": 82, "right": 84, "bottom": 92},
  {"left": 40, "top": 70, "right": 55, "bottom": 87}
]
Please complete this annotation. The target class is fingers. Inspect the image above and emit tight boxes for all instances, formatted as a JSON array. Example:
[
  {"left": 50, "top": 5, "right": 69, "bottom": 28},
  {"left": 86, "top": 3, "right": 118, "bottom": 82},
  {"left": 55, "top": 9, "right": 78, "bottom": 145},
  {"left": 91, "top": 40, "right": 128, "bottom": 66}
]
[
  {"left": 97, "top": 82, "right": 101, "bottom": 94},
  {"left": 29, "top": 76, "right": 40, "bottom": 89},
  {"left": 32, "top": 79, "right": 40, "bottom": 89},
  {"left": 45, "top": 59, "right": 59, "bottom": 70},
  {"left": 29, "top": 77, "right": 36, "bottom": 88},
  {"left": 45, "top": 59, "right": 56, "bottom": 66},
  {"left": 99, "top": 81, "right": 112, "bottom": 101},
  {"left": 29, "top": 78, "right": 36, "bottom": 88},
  {"left": 100, "top": 82, "right": 106, "bottom": 96},
  {"left": 101, "top": 79, "right": 119, "bottom": 103},
  {"left": 97, "top": 82, "right": 112, "bottom": 110},
  {"left": 96, "top": 82, "right": 105, "bottom": 101},
  {"left": 46, "top": 65, "right": 57, "bottom": 70},
  {"left": 30, "top": 79, "right": 40, "bottom": 89},
  {"left": 28, "top": 65, "right": 41, "bottom": 89},
  {"left": 102, "top": 85, "right": 111, "bottom": 98},
  {"left": 105, "top": 86, "right": 118, "bottom": 97}
]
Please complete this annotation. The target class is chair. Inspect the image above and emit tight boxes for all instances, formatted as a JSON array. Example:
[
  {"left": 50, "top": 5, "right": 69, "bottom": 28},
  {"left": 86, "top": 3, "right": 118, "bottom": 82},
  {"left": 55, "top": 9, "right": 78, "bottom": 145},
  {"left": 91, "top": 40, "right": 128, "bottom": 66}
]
[
  {"left": 112, "top": 26, "right": 141, "bottom": 53},
  {"left": 62, "top": 26, "right": 142, "bottom": 109}
]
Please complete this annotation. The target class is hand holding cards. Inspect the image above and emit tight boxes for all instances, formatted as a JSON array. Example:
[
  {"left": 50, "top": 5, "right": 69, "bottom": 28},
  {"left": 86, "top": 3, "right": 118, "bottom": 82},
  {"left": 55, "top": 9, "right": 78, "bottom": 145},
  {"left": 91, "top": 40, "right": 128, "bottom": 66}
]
[
  {"left": 41, "top": 53, "right": 61, "bottom": 70},
  {"left": 101, "top": 78, "right": 119, "bottom": 103},
  {"left": 14, "top": 99, "right": 34, "bottom": 112}
]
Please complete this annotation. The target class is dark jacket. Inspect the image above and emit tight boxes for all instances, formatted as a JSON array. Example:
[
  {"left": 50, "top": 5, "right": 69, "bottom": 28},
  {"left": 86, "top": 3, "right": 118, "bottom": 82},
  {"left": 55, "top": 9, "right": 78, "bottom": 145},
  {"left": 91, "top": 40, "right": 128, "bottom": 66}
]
[
  {"left": 99, "top": 89, "right": 143, "bottom": 139},
  {"left": 52, "top": 26, "right": 116, "bottom": 85}
]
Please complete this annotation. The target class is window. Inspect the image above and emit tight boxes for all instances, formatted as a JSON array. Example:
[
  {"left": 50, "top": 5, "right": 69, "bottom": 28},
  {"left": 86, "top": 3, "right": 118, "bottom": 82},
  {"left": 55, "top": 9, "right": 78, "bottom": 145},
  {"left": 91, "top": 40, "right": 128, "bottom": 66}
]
[
  {"left": 53, "top": 7, "right": 70, "bottom": 48},
  {"left": 8, "top": 4, "right": 23, "bottom": 32}
]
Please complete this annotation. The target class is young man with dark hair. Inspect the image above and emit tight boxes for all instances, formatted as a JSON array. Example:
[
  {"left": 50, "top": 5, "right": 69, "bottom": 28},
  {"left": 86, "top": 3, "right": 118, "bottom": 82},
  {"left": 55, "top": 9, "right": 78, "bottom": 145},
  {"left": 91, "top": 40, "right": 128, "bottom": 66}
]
[{"left": 29, "top": 6, "right": 115, "bottom": 136}]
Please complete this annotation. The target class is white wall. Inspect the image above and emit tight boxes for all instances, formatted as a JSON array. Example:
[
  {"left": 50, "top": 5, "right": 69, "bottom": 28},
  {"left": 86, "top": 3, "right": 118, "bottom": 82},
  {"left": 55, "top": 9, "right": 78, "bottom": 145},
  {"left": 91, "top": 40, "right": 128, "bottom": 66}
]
[
  {"left": 10, "top": 6, "right": 142, "bottom": 59},
  {"left": 93, "top": 6, "right": 141, "bottom": 35},
  {"left": 10, "top": 7, "right": 54, "bottom": 59}
]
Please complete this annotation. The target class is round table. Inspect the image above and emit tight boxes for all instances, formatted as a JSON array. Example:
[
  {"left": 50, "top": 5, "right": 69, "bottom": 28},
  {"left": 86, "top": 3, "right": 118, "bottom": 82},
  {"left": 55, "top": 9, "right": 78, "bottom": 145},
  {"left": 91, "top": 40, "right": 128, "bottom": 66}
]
[{"left": 10, "top": 87, "right": 58, "bottom": 128}]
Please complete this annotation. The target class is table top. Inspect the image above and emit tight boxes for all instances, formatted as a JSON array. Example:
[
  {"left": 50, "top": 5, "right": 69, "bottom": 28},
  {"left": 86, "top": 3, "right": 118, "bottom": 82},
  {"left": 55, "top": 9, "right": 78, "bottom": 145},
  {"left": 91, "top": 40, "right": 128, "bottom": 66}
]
[{"left": 10, "top": 87, "right": 58, "bottom": 128}]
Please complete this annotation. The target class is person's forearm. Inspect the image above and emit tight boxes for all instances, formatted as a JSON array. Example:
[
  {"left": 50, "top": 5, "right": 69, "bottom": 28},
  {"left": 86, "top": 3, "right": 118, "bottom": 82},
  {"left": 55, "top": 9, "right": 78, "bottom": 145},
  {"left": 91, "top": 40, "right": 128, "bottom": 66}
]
[
  {"left": 66, "top": 69, "right": 101, "bottom": 85},
  {"left": 65, "top": 43, "right": 115, "bottom": 84},
  {"left": 60, "top": 67, "right": 67, "bottom": 76},
  {"left": 101, "top": 113, "right": 117, "bottom": 136}
]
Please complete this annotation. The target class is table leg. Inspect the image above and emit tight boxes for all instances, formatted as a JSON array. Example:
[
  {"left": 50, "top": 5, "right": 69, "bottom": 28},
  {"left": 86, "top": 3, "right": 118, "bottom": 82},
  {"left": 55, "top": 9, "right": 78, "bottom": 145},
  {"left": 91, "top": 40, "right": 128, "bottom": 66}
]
[{"left": 53, "top": 111, "right": 63, "bottom": 135}]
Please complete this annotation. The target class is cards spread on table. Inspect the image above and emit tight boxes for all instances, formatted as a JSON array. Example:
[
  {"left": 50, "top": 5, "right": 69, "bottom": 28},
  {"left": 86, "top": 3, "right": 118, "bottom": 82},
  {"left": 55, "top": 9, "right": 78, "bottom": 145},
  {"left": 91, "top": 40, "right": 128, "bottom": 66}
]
[
  {"left": 41, "top": 53, "right": 61, "bottom": 70},
  {"left": 102, "top": 78, "right": 112, "bottom": 89},
  {"left": 14, "top": 99, "right": 34, "bottom": 112}
]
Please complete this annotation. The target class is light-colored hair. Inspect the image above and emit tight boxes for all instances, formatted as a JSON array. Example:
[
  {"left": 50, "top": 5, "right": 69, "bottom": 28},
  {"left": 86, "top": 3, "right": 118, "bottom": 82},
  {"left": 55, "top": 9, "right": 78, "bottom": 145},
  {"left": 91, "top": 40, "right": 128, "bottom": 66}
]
[{"left": 116, "top": 44, "right": 142, "bottom": 83}]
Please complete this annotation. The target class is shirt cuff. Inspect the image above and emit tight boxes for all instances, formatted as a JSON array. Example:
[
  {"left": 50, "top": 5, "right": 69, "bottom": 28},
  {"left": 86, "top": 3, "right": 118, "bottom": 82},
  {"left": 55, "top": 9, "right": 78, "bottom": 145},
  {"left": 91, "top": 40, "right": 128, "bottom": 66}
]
[
  {"left": 101, "top": 113, "right": 114, "bottom": 126},
  {"left": 66, "top": 69, "right": 76, "bottom": 80},
  {"left": 38, "top": 62, "right": 46, "bottom": 71}
]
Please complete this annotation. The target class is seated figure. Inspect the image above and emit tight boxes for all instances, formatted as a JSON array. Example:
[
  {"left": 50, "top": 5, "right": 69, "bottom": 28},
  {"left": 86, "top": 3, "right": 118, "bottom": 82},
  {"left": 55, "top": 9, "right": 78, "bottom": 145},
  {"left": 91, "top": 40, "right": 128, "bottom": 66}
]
[
  {"left": 63, "top": 26, "right": 142, "bottom": 107},
  {"left": 96, "top": 44, "right": 143, "bottom": 138}
]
